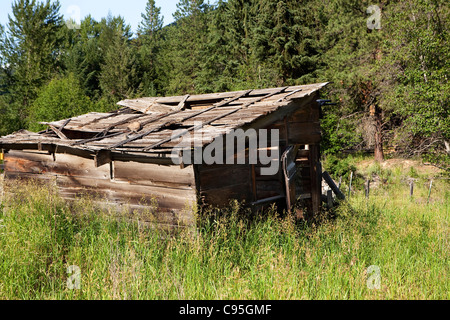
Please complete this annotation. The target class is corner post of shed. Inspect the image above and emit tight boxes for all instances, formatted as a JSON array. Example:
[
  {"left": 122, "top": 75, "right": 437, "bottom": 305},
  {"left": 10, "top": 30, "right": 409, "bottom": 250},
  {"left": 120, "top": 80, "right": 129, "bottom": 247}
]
[{"left": 309, "top": 144, "right": 322, "bottom": 218}]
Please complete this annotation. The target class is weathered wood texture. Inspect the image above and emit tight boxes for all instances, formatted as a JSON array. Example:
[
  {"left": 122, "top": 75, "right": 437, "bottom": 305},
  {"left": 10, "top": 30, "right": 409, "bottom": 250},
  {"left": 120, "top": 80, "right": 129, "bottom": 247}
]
[
  {"left": 309, "top": 144, "right": 322, "bottom": 216},
  {"left": 4, "top": 150, "right": 197, "bottom": 227},
  {"left": 248, "top": 96, "right": 321, "bottom": 208},
  {"left": 196, "top": 163, "right": 252, "bottom": 207}
]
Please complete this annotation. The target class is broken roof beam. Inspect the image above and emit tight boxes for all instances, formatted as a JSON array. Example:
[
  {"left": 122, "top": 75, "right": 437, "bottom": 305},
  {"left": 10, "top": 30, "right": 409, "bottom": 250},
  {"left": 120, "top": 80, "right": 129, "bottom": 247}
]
[
  {"left": 276, "top": 89, "right": 303, "bottom": 103},
  {"left": 74, "top": 110, "right": 186, "bottom": 146},
  {"left": 71, "top": 131, "right": 127, "bottom": 146},
  {"left": 49, "top": 124, "right": 68, "bottom": 140},
  {"left": 59, "top": 118, "right": 72, "bottom": 131},
  {"left": 107, "top": 124, "right": 169, "bottom": 150},
  {"left": 118, "top": 95, "right": 191, "bottom": 114},
  {"left": 94, "top": 113, "right": 152, "bottom": 138},
  {"left": 175, "top": 95, "right": 190, "bottom": 111},
  {"left": 82, "top": 108, "right": 130, "bottom": 127}
]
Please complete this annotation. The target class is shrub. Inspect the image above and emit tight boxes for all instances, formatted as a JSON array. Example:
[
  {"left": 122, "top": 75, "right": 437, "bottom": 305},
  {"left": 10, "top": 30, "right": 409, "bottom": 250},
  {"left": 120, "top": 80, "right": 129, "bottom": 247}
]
[
  {"left": 27, "top": 73, "right": 94, "bottom": 132},
  {"left": 322, "top": 154, "right": 357, "bottom": 180}
]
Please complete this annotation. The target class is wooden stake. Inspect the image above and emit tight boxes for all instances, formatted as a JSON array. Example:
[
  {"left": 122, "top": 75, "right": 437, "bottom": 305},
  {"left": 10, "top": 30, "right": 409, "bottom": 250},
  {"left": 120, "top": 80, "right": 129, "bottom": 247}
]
[
  {"left": 322, "top": 171, "right": 345, "bottom": 200},
  {"left": 410, "top": 181, "right": 414, "bottom": 198},
  {"left": 365, "top": 179, "right": 370, "bottom": 199},
  {"left": 327, "top": 190, "right": 333, "bottom": 209},
  {"left": 427, "top": 180, "right": 433, "bottom": 204},
  {"left": 348, "top": 171, "right": 353, "bottom": 198}
]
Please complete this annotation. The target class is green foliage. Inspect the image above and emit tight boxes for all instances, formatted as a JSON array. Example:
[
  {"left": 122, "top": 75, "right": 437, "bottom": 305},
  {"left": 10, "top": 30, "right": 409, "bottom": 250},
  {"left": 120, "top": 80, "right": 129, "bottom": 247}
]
[
  {"left": 0, "top": 0, "right": 64, "bottom": 115},
  {"left": 136, "top": 0, "right": 164, "bottom": 96},
  {"left": 0, "top": 0, "right": 448, "bottom": 168},
  {"left": 62, "top": 15, "right": 104, "bottom": 100},
  {"left": 320, "top": 111, "right": 364, "bottom": 155},
  {"left": 322, "top": 154, "right": 357, "bottom": 181},
  {"left": 27, "top": 73, "right": 93, "bottom": 132},
  {"left": 0, "top": 96, "right": 23, "bottom": 136},
  {"left": 138, "top": 0, "right": 164, "bottom": 36},
  {"left": 99, "top": 37, "right": 138, "bottom": 102},
  {"left": 378, "top": 0, "right": 449, "bottom": 161},
  {"left": 158, "top": 0, "right": 211, "bottom": 95}
]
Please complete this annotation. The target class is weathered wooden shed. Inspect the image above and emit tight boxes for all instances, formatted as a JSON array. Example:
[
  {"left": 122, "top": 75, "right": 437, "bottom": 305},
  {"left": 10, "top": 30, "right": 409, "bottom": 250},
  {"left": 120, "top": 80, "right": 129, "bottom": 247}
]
[{"left": 0, "top": 83, "right": 329, "bottom": 228}]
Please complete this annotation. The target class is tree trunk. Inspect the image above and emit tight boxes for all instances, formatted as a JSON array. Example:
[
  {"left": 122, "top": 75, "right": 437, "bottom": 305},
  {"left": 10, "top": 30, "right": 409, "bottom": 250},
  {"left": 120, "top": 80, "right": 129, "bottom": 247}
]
[{"left": 374, "top": 105, "right": 384, "bottom": 162}]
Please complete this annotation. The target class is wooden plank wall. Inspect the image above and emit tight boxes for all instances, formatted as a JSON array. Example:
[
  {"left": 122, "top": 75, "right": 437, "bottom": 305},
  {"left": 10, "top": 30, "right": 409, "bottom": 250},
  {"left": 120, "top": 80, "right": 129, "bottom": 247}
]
[
  {"left": 257, "top": 100, "right": 320, "bottom": 197},
  {"left": 196, "top": 163, "right": 253, "bottom": 208},
  {"left": 289, "top": 100, "right": 322, "bottom": 215},
  {"left": 254, "top": 98, "right": 321, "bottom": 214},
  {"left": 196, "top": 98, "right": 322, "bottom": 213},
  {"left": 4, "top": 150, "right": 197, "bottom": 228}
]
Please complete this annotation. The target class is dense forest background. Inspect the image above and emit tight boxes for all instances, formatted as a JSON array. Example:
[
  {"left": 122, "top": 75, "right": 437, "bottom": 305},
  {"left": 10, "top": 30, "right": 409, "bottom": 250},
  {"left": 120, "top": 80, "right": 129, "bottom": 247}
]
[{"left": 0, "top": 0, "right": 448, "bottom": 169}]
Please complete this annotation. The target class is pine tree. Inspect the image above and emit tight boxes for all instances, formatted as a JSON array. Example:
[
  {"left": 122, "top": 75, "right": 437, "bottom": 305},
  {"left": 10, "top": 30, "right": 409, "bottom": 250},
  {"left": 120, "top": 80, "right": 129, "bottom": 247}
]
[
  {"left": 138, "top": 0, "right": 164, "bottom": 37},
  {"left": 137, "top": 0, "right": 164, "bottom": 96},
  {"left": 196, "top": 0, "right": 257, "bottom": 91},
  {"left": 250, "top": 0, "right": 320, "bottom": 86},
  {"left": 196, "top": 0, "right": 237, "bottom": 92},
  {"left": 63, "top": 15, "right": 103, "bottom": 99},
  {"left": 160, "top": 0, "right": 211, "bottom": 95},
  {"left": 0, "top": 24, "right": 5, "bottom": 88},
  {"left": 0, "top": 0, "right": 64, "bottom": 120},
  {"left": 99, "top": 16, "right": 138, "bottom": 102},
  {"left": 0, "top": 23, "right": 21, "bottom": 135}
]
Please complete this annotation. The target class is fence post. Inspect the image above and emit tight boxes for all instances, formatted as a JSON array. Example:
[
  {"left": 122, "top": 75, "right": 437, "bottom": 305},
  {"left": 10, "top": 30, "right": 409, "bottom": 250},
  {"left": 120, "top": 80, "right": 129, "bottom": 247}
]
[
  {"left": 410, "top": 181, "right": 414, "bottom": 199},
  {"left": 427, "top": 180, "right": 433, "bottom": 204},
  {"left": 348, "top": 171, "right": 353, "bottom": 199},
  {"left": 365, "top": 179, "right": 370, "bottom": 199},
  {"left": 327, "top": 190, "right": 333, "bottom": 209}
]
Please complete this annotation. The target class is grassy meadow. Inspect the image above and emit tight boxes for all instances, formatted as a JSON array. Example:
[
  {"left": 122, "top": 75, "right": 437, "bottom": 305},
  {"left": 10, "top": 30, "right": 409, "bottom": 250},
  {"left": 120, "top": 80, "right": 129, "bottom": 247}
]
[{"left": 0, "top": 159, "right": 448, "bottom": 300}]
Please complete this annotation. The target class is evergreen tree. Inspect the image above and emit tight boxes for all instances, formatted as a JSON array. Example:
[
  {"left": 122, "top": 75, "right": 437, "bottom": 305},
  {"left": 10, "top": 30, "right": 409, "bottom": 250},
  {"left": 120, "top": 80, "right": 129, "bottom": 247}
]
[
  {"left": 136, "top": 0, "right": 164, "bottom": 96},
  {"left": 138, "top": 0, "right": 164, "bottom": 36},
  {"left": 0, "top": 0, "right": 64, "bottom": 123},
  {"left": 63, "top": 15, "right": 103, "bottom": 99},
  {"left": 160, "top": 0, "right": 211, "bottom": 95},
  {"left": 196, "top": 0, "right": 258, "bottom": 92},
  {"left": 196, "top": 0, "right": 237, "bottom": 93},
  {"left": 98, "top": 16, "right": 138, "bottom": 102},
  {"left": 0, "top": 23, "right": 21, "bottom": 135},
  {"left": 252, "top": 0, "right": 320, "bottom": 86}
]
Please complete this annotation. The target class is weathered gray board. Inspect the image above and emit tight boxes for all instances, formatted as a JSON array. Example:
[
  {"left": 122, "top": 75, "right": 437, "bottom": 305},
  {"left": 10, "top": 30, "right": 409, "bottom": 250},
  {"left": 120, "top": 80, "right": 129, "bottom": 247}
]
[{"left": 4, "top": 150, "right": 197, "bottom": 228}]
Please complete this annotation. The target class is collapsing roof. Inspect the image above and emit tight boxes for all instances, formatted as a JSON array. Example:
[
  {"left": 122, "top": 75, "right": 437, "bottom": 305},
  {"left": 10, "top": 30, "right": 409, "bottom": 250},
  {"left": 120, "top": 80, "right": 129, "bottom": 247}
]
[{"left": 0, "top": 83, "right": 329, "bottom": 158}]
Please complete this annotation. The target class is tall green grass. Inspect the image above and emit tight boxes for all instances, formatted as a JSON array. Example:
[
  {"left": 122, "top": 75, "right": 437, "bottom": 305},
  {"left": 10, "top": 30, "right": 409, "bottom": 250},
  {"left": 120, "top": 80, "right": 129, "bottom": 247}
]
[{"left": 0, "top": 171, "right": 448, "bottom": 300}]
